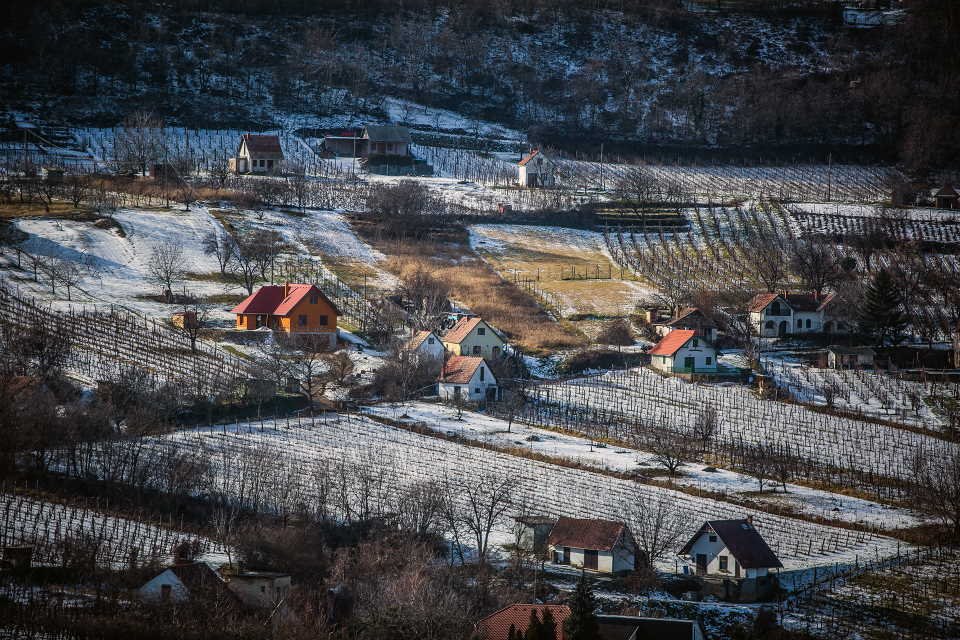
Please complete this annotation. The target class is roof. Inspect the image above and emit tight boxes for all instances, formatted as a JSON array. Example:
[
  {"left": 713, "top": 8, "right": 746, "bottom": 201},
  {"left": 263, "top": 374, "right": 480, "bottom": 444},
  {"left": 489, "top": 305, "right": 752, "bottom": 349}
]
[
  {"left": 443, "top": 316, "right": 484, "bottom": 344},
  {"left": 679, "top": 519, "right": 783, "bottom": 569},
  {"left": 475, "top": 604, "right": 571, "bottom": 640},
  {"left": 663, "top": 307, "right": 718, "bottom": 328},
  {"left": 405, "top": 330, "right": 436, "bottom": 351},
  {"left": 935, "top": 184, "right": 959, "bottom": 198},
  {"left": 231, "top": 284, "right": 339, "bottom": 317},
  {"left": 597, "top": 615, "right": 704, "bottom": 640},
  {"left": 547, "top": 516, "right": 628, "bottom": 552},
  {"left": 747, "top": 292, "right": 834, "bottom": 313},
  {"left": 240, "top": 134, "right": 282, "bottom": 154},
  {"left": 648, "top": 329, "right": 696, "bottom": 357},
  {"left": 166, "top": 563, "right": 239, "bottom": 603},
  {"left": 363, "top": 125, "right": 412, "bottom": 143},
  {"left": 518, "top": 149, "right": 541, "bottom": 166},
  {"left": 438, "top": 355, "right": 486, "bottom": 385},
  {"left": 747, "top": 293, "right": 780, "bottom": 313}
]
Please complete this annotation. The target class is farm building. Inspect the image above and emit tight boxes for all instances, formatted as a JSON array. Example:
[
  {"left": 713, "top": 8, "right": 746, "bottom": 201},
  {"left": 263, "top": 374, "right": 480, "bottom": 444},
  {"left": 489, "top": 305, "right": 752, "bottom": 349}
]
[
  {"left": 220, "top": 569, "right": 291, "bottom": 609},
  {"left": 748, "top": 292, "right": 844, "bottom": 338},
  {"left": 441, "top": 316, "right": 507, "bottom": 359},
  {"left": 934, "top": 184, "right": 959, "bottom": 210},
  {"left": 361, "top": 125, "right": 412, "bottom": 157},
  {"left": 517, "top": 149, "right": 555, "bottom": 187},
  {"left": 404, "top": 330, "right": 445, "bottom": 361},
  {"left": 678, "top": 518, "right": 782, "bottom": 602},
  {"left": 547, "top": 516, "right": 637, "bottom": 573},
  {"left": 40, "top": 167, "right": 64, "bottom": 183},
  {"left": 231, "top": 283, "right": 338, "bottom": 345},
  {"left": 438, "top": 355, "right": 498, "bottom": 402},
  {"left": 139, "top": 562, "right": 238, "bottom": 605},
  {"left": 230, "top": 134, "right": 283, "bottom": 174},
  {"left": 648, "top": 329, "right": 719, "bottom": 375},
  {"left": 514, "top": 515, "right": 556, "bottom": 553},
  {"left": 653, "top": 307, "right": 719, "bottom": 342},
  {"left": 822, "top": 345, "right": 876, "bottom": 369},
  {"left": 474, "top": 605, "right": 707, "bottom": 640},
  {"left": 322, "top": 129, "right": 363, "bottom": 157}
]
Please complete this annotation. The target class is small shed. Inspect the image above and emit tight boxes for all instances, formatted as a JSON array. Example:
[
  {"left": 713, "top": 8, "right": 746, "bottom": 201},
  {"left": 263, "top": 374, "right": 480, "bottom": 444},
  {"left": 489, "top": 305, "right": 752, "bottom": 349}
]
[
  {"left": 934, "top": 184, "right": 959, "bottom": 210},
  {"left": 172, "top": 311, "right": 199, "bottom": 329},
  {"left": 648, "top": 329, "right": 719, "bottom": 375},
  {"left": 362, "top": 126, "right": 412, "bottom": 157},
  {"left": 517, "top": 149, "right": 555, "bottom": 187},
  {"left": 404, "top": 330, "right": 444, "bottom": 361},
  {"left": 824, "top": 346, "right": 875, "bottom": 369},
  {"left": 547, "top": 516, "right": 637, "bottom": 573},
  {"left": 438, "top": 355, "right": 498, "bottom": 402}
]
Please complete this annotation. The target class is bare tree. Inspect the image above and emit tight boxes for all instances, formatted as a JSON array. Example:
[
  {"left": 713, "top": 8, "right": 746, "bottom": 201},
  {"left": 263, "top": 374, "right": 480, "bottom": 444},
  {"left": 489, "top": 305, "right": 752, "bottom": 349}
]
[
  {"left": 692, "top": 404, "right": 719, "bottom": 454},
  {"left": 742, "top": 445, "right": 775, "bottom": 493},
  {"left": 789, "top": 238, "right": 844, "bottom": 297},
  {"left": 444, "top": 472, "right": 516, "bottom": 567},
  {"left": 202, "top": 229, "right": 237, "bottom": 276},
  {"left": 113, "top": 111, "right": 166, "bottom": 176},
  {"left": 650, "top": 436, "right": 690, "bottom": 476},
  {"left": 173, "top": 302, "right": 210, "bottom": 353},
  {"left": 147, "top": 241, "right": 186, "bottom": 302},
  {"left": 64, "top": 174, "right": 91, "bottom": 208},
  {"left": 394, "top": 268, "right": 450, "bottom": 331},
  {"left": 910, "top": 448, "right": 960, "bottom": 540},
  {"left": 596, "top": 318, "right": 635, "bottom": 352},
  {"left": 54, "top": 256, "right": 85, "bottom": 301},
  {"left": 617, "top": 492, "right": 686, "bottom": 567},
  {"left": 258, "top": 333, "right": 333, "bottom": 407}
]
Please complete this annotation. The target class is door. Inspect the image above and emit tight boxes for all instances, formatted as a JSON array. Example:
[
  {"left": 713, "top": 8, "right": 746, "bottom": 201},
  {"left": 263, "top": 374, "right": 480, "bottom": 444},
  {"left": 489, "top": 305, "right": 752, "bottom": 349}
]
[
  {"left": 696, "top": 554, "right": 707, "bottom": 576},
  {"left": 778, "top": 320, "right": 788, "bottom": 337},
  {"left": 684, "top": 356, "right": 695, "bottom": 372},
  {"left": 584, "top": 549, "right": 599, "bottom": 570}
]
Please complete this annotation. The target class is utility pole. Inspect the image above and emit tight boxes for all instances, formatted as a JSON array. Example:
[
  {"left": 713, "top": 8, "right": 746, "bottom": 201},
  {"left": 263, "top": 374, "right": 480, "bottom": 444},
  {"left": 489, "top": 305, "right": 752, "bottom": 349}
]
[{"left": 600, "top": 142, "right": 604, "bottom": 191}]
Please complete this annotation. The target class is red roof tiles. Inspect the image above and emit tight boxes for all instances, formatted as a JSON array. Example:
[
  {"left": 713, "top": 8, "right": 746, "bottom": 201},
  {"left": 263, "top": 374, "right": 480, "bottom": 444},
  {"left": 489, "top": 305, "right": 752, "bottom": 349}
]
[
  {"left": 439, "top": 355, "right": 485, "bottom": 385},
  {"left": 476, "top": 604, "right": 571, "bottom": 640},
  {"left": 241, "top": 134, "right": 282, "bottom": 154},
  {"left": 231, "top": 284, "right": 338, "bottom": 317},
  {"left": 443, "top": 317, "right": 483, "bottom": 344},
  {"left": 547, "top": 516, "right": 628, "bottom": 552},
  {"left": 648, "top": 329, "right": 696, "bottom": 357},
  {"left": 518, "top": 149, "right": 541, "bottom": 166},
  {"left": 406, "top": 330, "right": 435, "bottom": 351}
]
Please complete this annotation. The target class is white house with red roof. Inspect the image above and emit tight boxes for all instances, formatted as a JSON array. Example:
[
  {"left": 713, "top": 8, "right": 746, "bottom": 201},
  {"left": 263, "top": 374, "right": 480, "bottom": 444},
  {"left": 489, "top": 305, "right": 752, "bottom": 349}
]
[
  {"left": 404, "top": 330, "right": 444, "bottom": 361},
  {"left": 547, "top": 516, "right": 637, "bottom": 573},
  {"left": 747, "top": 291, "right": 843, "bottom": 338},
  {"left": 231, "top": 134, "right": 283, "bottom": 174},
  {"left": 441, "top": 316, "right": 507, "bottom": 359},
  {"left": 438, "top": 355, "right": 498, "bottom": 402},
  {"left": 231, "top": 283, "right": 338, "bottom": 346},
  {"left": 517, "top": 149, "right": 555, "bottom": 187},
  {"left": 648, "top": 329, "right": 719, "bottom": 375}
]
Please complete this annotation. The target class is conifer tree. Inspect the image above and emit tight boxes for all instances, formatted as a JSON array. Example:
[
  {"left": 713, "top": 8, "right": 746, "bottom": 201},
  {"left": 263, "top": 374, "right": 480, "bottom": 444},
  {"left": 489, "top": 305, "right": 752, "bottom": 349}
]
[
  {"left": 539, "top": 607, "right": 557, "bottom": 640},
  {"left": 858, "top": 268, "right": 908, "bottom": 344},
  {"left": 563, "top": 572, "right": 600, "bottom": 640}
]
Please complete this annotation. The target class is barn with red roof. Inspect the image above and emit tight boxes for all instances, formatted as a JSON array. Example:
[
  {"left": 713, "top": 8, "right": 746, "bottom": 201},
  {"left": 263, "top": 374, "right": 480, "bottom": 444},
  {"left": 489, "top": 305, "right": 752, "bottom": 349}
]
[
  {"left": 231, "top": 283, "right": 338, "bottom": 345},
  {"left": 547, "top": 516, "right": 637, "bottom": 573},
  {"left": 648, "top": 329, "right": 718, "bottom": 375}
]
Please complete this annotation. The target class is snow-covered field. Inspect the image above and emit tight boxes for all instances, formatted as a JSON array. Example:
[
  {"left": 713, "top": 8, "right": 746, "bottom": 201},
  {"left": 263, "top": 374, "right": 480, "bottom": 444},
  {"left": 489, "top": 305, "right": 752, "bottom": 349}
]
[{"left": 364, "top": 402, "right": 923, "bottom": 530}]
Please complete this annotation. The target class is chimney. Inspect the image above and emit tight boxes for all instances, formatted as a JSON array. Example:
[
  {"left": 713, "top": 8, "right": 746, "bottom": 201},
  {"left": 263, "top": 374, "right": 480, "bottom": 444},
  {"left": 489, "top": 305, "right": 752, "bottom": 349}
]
[
  {"left": 746, "top": 515, "right": 753, "bottom": 525},
  {"left": 284, "top": 283, "right": 292, "bottom": 298}
]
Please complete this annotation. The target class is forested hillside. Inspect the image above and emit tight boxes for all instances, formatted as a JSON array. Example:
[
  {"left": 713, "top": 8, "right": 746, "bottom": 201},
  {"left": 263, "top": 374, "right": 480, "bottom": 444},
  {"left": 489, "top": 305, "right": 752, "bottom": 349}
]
[{"left": 2, "top": 1, "right": 958, "bottom": 169}]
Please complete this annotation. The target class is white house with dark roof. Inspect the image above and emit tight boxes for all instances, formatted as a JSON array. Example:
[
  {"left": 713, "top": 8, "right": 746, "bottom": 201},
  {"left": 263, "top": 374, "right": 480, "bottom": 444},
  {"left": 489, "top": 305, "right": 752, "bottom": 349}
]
[
  {"left": 678, "top": 518, "right": 782, "bottom": 579},
  {"left": 438, "top": 355, "right": 498, "bottom": 402},
  {"left": 231, "top": 134, "right": 283, "bottom": 174},
  {"left": 748, "top": 292, "right": 845, "bottom": 338},
  {"left": 547, "top": 516, "right": 636, "bottom": 573},
  {"left": 517, "top": 149, "right": 555, "bottom": 187}
]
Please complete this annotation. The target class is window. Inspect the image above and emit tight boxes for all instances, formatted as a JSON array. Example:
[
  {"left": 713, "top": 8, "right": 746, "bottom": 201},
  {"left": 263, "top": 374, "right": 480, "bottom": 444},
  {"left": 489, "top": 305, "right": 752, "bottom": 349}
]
[
  {"left": 765, "top": 320, "right": 773, "bottom": 329},
  {"left": 428, "top": 337, "right": 435, "bottom": 344},
  {"left": 692, "top": 338, "right": 699, "bottom": 347},
  {"left": 477, "top": 327, "right": 486, "bottom": 335},
  {"left": 310, "top": 294, "right": 319, "bottom": 304},
  {"left": 160, "top": 584, "right": 171, "bottom": 601},
  {"left": 806, "top": 319, "right": 812, "bottom": 328},
  {"left": 719, "top": 555, "right": 728, "bottom": 572},
  {"left": 298, "top": 314, "right": 308, "bottom": 326},
  {"left": 479, "top": 367, "right": 485, "bottom": 381},
  {"left": 709, "top": 535, "right": 717, "bottom": 542},
  {"left": 472, "top": 345, "right": 481, "bottom": 355},
  {"left": 318, "top": 315, "right": 328, "bottom": 326},
  {"left": 493, "top": 346, "right": 500, "bottom": 357},
  {"left": 474, "top": 387, "right": 481, "bottom": 393},
  {"left": 705, "top": 357, "right": 712, "bottom": 365},
  {"left": 267, "top": 159, "right": 274, "bottom": 169},
  {"left": 261, "top": 585, "right": 266, "bottom": 593},
  {"left": 796, "top": 319, "right": 802, "bottom": 328}
]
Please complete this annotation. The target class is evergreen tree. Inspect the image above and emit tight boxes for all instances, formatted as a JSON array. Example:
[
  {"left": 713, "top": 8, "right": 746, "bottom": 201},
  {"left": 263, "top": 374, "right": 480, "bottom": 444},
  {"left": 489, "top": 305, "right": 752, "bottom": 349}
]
[
  {"left": 563, "top": 572, "right": 600, "bottom": 640},
  {"left": 858, "top": 268, "right": 908, "bottom": 344},
  {"left": 539, "top": 607, "right": 557, "bottom": 640},
  {"left": 507, "top": 623, "right": 522, "bottom": 640},
  {"left": 526, "top": 609, "right": 542, "bottom": 640}
]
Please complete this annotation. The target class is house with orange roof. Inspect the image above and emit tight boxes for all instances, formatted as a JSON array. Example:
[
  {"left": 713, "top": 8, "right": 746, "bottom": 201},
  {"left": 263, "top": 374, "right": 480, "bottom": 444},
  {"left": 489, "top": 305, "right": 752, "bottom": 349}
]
[
  {"left": 648, "top": 329, "right": 718, "bottom": 375},
  {"left": 231, "top": 283, "right": 338, "bottom": 346},
  {"left": 403, "top": 329, "right": 444, "bottom": 361},
  {"left": 517, "top": 149, "right": 554, "bottom": 187},
  {"left": 474, "top": 604, "right": 708, "bottom": 640},
  {"left": 747, "top": 291, "right": 844, "bottom": 338},
  {"left": 438, "top": 355, "right": 498, "bottom": 402},
  {"left": 441, "top": 316, "right": 507, "bottom": 359},
  {"left": 230, "top": 134, "right": 283, "bottom": 174}
]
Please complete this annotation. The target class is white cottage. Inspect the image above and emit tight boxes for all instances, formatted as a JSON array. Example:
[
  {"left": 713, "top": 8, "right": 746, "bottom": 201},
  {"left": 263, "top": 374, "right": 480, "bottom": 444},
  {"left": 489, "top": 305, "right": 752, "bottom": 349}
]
[
  {"left": 438, "top": 355, "right": 498, "bottom": 402},
  {"left": 547, "top": 517, "right": 636, "bottom": 574},
  {"left": 404, "top": 330, "right": 445, "bottom": 361},
  {"left": 231, "top": 134, "right": 284, "bottom": 174},
  {"left": 517, "top": 149, "right": 555, "bottom": 187},
  {"left": 748, "top": 292, "right": 845, "bottom": 338},
  {"left": 442, "top": 316, "right": 507, "bottom": 359},
  {"left": 139, "top": 562, "right": 237, "bottom": 604},
  {"left": 678, "top": 519, "right": 782, "bottom": 579},
  {"left": 648, "top": 329, "right": 718, "bottom": 375}
]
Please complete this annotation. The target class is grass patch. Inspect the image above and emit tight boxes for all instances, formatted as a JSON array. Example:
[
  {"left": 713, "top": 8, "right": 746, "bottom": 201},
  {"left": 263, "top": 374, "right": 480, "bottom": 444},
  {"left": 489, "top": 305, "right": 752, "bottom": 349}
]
[
  {"left": 0, "top": 201, "right": 92, "bottom": 219},
  {"left": 220, "top": 344, "right": 254, "bottom": 361},
  {"left": 202, "top": 293, "right": 246, "bottom": 305}
]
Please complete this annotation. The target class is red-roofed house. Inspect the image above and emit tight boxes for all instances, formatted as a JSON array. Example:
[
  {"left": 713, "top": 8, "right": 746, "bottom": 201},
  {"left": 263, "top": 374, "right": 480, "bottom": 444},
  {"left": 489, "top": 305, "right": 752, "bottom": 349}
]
[
  {"left": 517, "top": 149, "right": 555, "bottom": 187},
  {"left": 648, "top": 329, "right": 718, "bottom": 375},
  {"left": 438, "top": 355, "right": 498, "bottom": 402},
  {"left": 441, "top": 317, "right": 506, "bottom": 359},
  {"left": 547, "top": 516, "right": 637, "bottom": 573},
  {"left": 231, "top": 283, "right": 338, "bottom": 346},
  {"left": 747, "top": 291, "right": 842, "bottom": 338},
  {"left": 230, "top": 134, "right": 284, "bottom": 174},
  {"left": 475, "top": 604, "right": 571, "bottom": 640},
  {"left": 653, "top": 307, "right": 719, "bottom": 342},
  {"left": 404, "top": 330, "right": 444, "bottom": 361}
]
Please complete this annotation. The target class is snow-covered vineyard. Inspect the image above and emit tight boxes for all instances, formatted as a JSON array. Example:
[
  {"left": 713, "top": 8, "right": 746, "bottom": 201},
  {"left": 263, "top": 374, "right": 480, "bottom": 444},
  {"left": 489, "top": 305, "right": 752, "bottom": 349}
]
[
  {"left": 0, "top": 494, "right": 223, "bottom": 569},
  {"left": 521, "top": 368, "right": 959, "bottom": 489},
  {"left": 46, "top": 412, "right": 904, "bottom": 575}
]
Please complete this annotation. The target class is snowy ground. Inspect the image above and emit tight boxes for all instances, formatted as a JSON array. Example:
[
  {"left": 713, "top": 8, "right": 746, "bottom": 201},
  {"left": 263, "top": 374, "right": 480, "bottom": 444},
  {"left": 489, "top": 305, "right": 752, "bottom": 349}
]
[{"left": 363, "top": 401, "right": 924, "bottom": 530}]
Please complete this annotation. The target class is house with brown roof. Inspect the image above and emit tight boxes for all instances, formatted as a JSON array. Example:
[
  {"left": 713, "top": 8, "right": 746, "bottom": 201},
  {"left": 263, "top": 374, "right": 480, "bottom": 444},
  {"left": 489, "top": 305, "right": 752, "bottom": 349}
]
[
  {"left": 441, "top": 316, "right": 507, "bottom": 359},
  {"left": 362, "top": 125, "right": 412, "bottom": 157},
  {"left": 231, "top": 283, "right": 338, "bottom": 346},
  {"left": 474, "top": 604, "right": 570, "bottom": 640},
  {"left": 517, "top": 149, "right": 555, "bottom": 187},
  {"left": 474, "top": 605, "right": 707, "bottom": 640},
  {"left": 438, "top": 355, "right": 498, "bottom": 402},
  {"left": 547, "top": 516, "right": 637, "bottom": 573},
  {"left": 678, "top": 518, "right": 782, "bottom": 602},
  {"left": 934, "top": 184, "right": 959, "bottom": 210},
  {"left": 231, "top": 134, "right": 283, "bottom": 174},
  {"left": 648, "top": 329, "right": 718, "bottom": 375},
  {"left": 748, "top": 292, "right": 844, "bottom": 338},
  {"left": 654, "top": 307, "right": 719, "bottom": 342},
  {"left": 404, "top": 330, "right": 444, "bottom": 361}
]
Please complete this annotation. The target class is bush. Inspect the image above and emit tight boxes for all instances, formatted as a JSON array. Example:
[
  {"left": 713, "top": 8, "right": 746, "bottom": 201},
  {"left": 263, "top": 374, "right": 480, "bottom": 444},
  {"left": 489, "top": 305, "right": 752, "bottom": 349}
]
[{"left": 557, "top": 348, "right": 647, "bottom": 375}]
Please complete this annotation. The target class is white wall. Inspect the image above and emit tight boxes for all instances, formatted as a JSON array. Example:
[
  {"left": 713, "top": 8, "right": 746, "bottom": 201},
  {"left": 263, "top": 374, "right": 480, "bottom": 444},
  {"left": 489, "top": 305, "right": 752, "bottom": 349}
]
[
  {"left": 139, "top": 569, "right": 190, "bottom": 602},
  {"left": 549, "top": 542, "right": 634, "bottom": 574},
  {"left": 438, "top": 363, "right": 497, "bottom": 402},
  {"left": 684, "top": 532, "right": 770, "bottom": 578},
  {"left": 415, "top": 334, "right": 445, "bottom": 360},
  {"left": 226, "top": 575, "right": 291, "bottom": 608},
  {"left": 672, "top": 339, "right": 717, "bottom": 371}
]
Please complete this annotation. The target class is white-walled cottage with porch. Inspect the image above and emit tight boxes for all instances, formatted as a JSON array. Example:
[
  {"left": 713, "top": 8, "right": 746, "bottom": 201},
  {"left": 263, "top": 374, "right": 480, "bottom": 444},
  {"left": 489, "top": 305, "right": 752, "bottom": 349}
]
[
  {"left": 648, "top": 329, "right": 719, "bottom": 375},
  {"left": 230, "top": 134, "right": 283, "bottom": 174},
  {"left": 438, "top": 355, "right": 498, "bottom": 402},
  {"left": 748, "top": 292, "right": 846, "bottom": 338},
  {"left": 547, "top": 517, "right": 636, "bottom": 574}
]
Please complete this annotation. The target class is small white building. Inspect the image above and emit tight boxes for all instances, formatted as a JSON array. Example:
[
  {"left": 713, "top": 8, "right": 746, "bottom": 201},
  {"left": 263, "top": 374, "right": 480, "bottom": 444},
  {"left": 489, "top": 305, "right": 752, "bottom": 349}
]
[
  {"left": 221, "top": 570, "right": 291, "bottom": 609},
  {"left": 648, "top": 329, "right": 718, "bottom": 375},
  {"left": 139, "top": 562, "right": 237, "bottom": 605},
  {"left": 517, "top": 149, "right": 555, "bottom": 187},
  {"left": 442, "top": 316, "right": 507, "bottom": 359},
  {"left": 230, "top": 134, "right": 283, "bottom": 174},
  {"left": 438, "top": 355, "right": 498, "bottom": 402},
  {"left": 748, "top": 292, "right": 849, "bottom": 338},
  {"left": 547, "top": 516, "right": 636, "bottom": 574},
  {"left": 678, "top": 519, "right": 782, "bottom": 579},
  {"left": 404, "top": 330, "right": 445, "bottom": 361}
]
